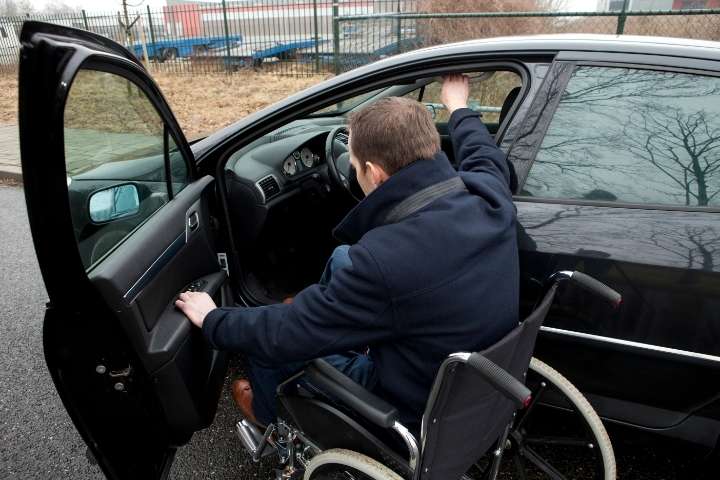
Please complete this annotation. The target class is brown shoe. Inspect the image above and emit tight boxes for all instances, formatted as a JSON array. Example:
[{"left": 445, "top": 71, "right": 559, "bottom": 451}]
[{"left": 231, "top": 379, "right": 260, "bottom": 425}]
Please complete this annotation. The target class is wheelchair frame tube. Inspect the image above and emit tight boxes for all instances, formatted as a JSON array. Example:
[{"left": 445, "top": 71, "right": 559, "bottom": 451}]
[
  {"left": 392, "top": 421, "right": 419, "bottom": 471},
  {"left": 487, "top": 422, "right": 512, "bottom": 480}
]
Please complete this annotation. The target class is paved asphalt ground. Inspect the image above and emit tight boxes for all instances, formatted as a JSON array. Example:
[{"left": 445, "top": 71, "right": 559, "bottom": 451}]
[
  {"left": 0, "top": 182, "right": 716, "bottom": 479},
  {"left": 0, "top": 184, "right": 274, "bottom": 480}
]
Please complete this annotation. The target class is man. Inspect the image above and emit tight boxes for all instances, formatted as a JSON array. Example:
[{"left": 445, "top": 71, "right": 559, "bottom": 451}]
[{"left": 176, "top": 74, "right": 519, "bottom": 432}]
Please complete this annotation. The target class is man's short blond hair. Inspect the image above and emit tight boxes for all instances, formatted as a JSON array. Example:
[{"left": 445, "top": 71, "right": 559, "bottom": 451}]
[{"left": 348, "top": 97, "right": 441, "bottom": 175}]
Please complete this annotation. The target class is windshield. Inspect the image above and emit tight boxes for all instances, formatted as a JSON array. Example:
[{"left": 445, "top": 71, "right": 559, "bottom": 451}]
[{"left": 309, "top": 87, "right": 386, "bottom": 116}]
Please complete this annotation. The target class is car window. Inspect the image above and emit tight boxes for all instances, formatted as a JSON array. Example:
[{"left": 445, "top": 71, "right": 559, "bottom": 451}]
[
  {"left": 413, "top": 71, "right": 522, "bottom": 124},
  {"left": 168, "top": 135, "right": 189, "bottom": 196},
  {"left": 64, "top": 69, "right": 189, "bottom": 269},
  {"left": 522, "top": 66, "right": 720, "bottom": 208},
  {"left": 310, "top": 87, "right": 386, "bottom": 115}
]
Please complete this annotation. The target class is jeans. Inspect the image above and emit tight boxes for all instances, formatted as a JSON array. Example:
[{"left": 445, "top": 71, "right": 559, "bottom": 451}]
[{"left": 247, "top": 245, "right": 377, "bottom": 425}]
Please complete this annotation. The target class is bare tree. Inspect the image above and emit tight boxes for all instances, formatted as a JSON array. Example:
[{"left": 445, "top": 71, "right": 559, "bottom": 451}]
[
  {"left": 0, "top": 0, "right": 34, "bottom": 16},
  {"left": 416, "top": 0, "right": 570, "bottom": 47},
  {"left": 41, "top": 1, "right": 81, "bottom": 15}
]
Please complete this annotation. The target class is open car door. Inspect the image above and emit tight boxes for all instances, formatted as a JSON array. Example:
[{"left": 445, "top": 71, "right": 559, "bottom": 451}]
[{"left": 19, "top": 22, "right": 231, "bottom": 479}]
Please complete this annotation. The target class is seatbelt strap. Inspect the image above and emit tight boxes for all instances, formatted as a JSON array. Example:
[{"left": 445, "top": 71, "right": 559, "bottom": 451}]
[{"left": 383, "top": 176, "right": 467, "bottom": 224}]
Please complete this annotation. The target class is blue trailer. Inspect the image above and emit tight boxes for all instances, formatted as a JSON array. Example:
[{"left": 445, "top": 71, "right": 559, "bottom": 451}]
[
  {"left": 222, "top": 38, "right": 326, "bottom": 70},
  {"left": 131, "top": 35, "right": 242, "bottom": 62}
]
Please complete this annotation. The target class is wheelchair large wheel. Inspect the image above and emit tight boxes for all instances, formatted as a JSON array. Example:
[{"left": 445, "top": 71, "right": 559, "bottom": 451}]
[
  {"left": 304, "top": 448, "right": 404, "bottom": 480},
  {"left": 485, "top": 358, "right": 616, "bottom": 480}
]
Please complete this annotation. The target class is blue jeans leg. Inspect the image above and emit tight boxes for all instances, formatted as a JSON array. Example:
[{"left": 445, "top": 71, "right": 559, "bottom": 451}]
[
  {"left": 248, "top": 352, "right": 376, "bottom": 425},
  {"left": 322, "top": 352, "right": 377, "bottom": 387},
  {"left": 247, "top": 358, "right": 306, "bottom": 425},
  {"left": 319, "top": 244, "right": 351, "bottom": 286}
]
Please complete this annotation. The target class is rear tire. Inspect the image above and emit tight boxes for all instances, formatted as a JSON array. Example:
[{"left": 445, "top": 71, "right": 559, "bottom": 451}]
[
  {"left": 303, "top": 448, "right": 403, "bottom": 480},
  {"left": 490, "top": 358, "right": 616, "bottom": 479}
]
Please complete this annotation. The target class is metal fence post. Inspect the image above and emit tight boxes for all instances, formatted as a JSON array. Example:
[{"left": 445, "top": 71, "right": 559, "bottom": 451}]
[
  {"left": 333, "top": 0, "right": 340, "bottom": 75},
  {"left": 221, "top": 0, "right": 232, "bottom": 72},
  {"left": 396, "top": 0, "right": 402, "bottom": 54},
  {"left": 146, "top": 5, "right": 157, "bottom": 62},
  {"left": 313, "top": 0, "right": 320, "bottom": 73},
  {"left": 616, "top": 0, "right": 629, "bottom": 34},
  {"left": 81, "top": 9, "right": 89, "bottom": 30}
]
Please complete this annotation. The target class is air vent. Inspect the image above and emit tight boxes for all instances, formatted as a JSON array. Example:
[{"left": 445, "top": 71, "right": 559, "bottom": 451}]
[
  {"left": 336, "top": 132, "right": 349, "bottom": 145},
  {"left": 256, "top": 175, "right": 280, "bottom": 202}
]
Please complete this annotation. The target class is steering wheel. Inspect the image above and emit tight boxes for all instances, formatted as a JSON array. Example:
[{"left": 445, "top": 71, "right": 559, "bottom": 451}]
[{"left": 325, "top": 126, "right": 362, "bottom": 201}]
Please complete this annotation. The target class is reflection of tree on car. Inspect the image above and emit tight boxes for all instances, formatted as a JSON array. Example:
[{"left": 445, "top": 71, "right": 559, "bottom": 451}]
[
  {"left": 624, "top": 107, "right": 720, "bottom": 207},
  {"left": 525, "top": 67, "right": 720, "bottom": 208}
]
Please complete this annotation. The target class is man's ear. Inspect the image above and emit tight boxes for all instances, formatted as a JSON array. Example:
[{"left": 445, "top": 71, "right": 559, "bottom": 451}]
[{"left": 366, "top": 161, "right": 390, "bottom": 186}]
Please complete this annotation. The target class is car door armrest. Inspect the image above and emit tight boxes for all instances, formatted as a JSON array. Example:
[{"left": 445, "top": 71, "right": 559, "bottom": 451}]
[{"left": 305, "top": 358, "right": 398, "bottom": 429}]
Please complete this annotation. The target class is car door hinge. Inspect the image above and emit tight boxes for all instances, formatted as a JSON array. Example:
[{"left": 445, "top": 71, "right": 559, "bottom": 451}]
[{"left": 218, "top": 253, "right": 229, "bottom": 276}]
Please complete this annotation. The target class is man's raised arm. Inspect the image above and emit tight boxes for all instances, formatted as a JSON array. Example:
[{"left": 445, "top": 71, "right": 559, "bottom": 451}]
[{"left": 441, "top": 74, "right": 513, "bottom": 190}]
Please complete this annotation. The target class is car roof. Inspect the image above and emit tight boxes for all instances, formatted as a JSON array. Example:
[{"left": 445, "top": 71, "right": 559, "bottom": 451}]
[
  {"left": 330, "top": 33, "right": 720, "bottom": 86},
  {"left": 369, "top": 33, "right": 717, "bottom": 71},
  {"left": 419, "top": 33, "right": 720, "bottom": 57}
]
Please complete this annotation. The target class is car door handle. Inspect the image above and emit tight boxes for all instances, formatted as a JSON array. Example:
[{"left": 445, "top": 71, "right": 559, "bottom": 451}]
[{"left": 187, "top": 211, "right": 199, "bottom": 232}]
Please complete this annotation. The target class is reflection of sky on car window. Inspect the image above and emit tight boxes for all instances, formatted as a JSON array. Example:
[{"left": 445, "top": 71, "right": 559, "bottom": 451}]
[{"left": 526, "top": 67, "right": 720, "bottom": 207}]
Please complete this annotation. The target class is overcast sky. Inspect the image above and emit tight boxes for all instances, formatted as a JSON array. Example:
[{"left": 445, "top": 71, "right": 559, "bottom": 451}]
[
  {"left": 30, "top": 0, "right": 168, "bottom": 11},
  {"left": 27, "top": 0, "right": 598, "bottom": 14}
]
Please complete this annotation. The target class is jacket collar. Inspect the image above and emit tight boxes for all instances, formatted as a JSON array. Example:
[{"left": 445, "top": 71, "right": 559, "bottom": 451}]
[{"left": 333, "top": 153, "right": 458, "bottom": 243}]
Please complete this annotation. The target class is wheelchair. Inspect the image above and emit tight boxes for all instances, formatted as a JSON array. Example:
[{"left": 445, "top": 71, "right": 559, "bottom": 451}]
[{"left": 235, "top": 271, "right": 622, "bottom": 480}]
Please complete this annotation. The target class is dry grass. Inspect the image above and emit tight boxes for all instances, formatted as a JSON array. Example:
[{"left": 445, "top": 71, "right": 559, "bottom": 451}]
[
  {"left": 0, "top": 71, "right": 324, "bottom": 137},
  {"left": 0, "top": 74, "right": 17, "bottom": 125},
  {"left": 153, "top": 71, "right": 324, "bottom": 138}
]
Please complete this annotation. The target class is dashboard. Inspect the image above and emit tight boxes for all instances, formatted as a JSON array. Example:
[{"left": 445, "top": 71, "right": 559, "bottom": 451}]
[
  {"left": 225, "top": 119, "right": 345, "bottom": 205},
  {"left": 282, "top": 146, "right": 321, "bottom": 177},
  {"left": 222, "top": 119, "right": 348, "bottom": 246}
]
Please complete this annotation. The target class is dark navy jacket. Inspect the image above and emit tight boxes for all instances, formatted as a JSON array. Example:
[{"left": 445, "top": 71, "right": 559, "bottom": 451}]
[{"left": 203, "top": 108, "right": 519, "bottom": 428}]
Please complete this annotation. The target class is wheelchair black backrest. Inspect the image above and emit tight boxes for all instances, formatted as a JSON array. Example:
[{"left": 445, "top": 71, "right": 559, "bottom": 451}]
[{"left": 415, "top": 283, "right": 559, "bottom": 480}]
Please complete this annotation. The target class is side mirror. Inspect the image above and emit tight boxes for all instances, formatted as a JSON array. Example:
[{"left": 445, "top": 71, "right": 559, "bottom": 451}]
[{"left": 89, "top": 183, "right": 140, "bottom": 223}]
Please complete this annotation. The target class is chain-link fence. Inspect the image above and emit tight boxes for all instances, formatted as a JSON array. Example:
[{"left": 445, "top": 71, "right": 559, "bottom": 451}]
[
  {"left": 334, "top": 7, "right": 720, "bottom": 73},
  {"left": 1, "top": 1, "right": 719, "bottom": 76},
  {"left": 0, "top": 0, "right": 416, "bottom": 75}
]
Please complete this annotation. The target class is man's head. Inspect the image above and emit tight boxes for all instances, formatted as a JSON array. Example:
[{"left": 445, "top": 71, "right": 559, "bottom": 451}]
[{"left": 348, "top": 96, "right": 440, "bottom": 195}]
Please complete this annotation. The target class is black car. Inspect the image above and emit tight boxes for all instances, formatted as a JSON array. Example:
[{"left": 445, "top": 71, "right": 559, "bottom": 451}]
[{"left": 19, "top": 21, "right": 720, "bottom": 479}]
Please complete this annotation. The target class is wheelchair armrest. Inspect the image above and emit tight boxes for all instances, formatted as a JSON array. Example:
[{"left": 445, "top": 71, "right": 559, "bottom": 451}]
[
  {"left": 305, "top": 358, "right": 399, "bottom": 429},
  {"left": 467, "top": 353, "right": 532, "bottom": 409}
]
